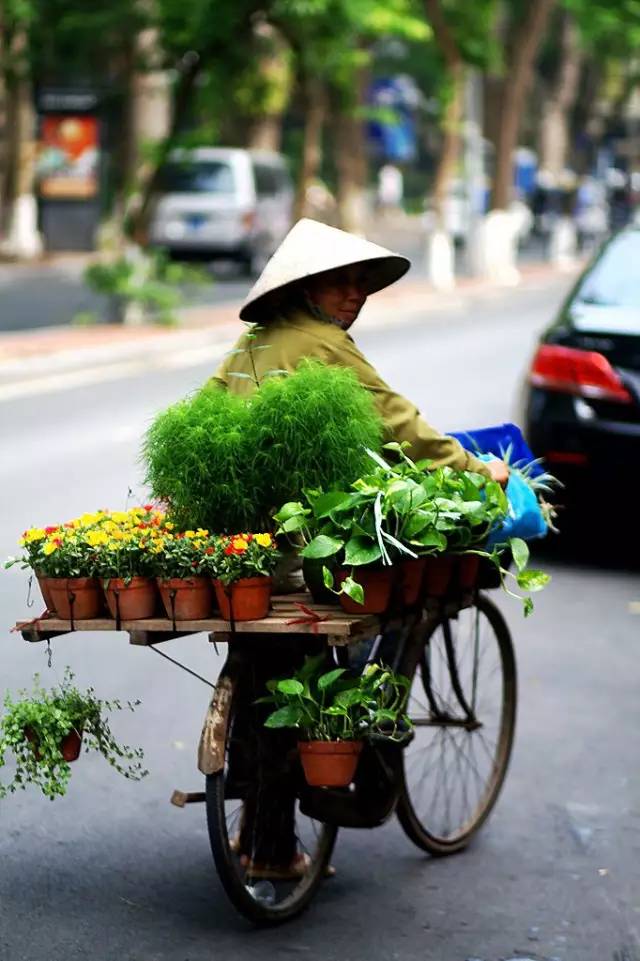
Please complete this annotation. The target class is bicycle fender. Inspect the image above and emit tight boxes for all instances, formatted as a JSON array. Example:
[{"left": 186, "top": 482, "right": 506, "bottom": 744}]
[{"left": 197, "top": 674, "right": 234, "bottom": 775}]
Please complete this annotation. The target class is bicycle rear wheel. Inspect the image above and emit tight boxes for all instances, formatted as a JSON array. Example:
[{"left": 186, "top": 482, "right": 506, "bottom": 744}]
[
  {"left": 205, "top": 666, "right": 337, "bottom": 925},
  {"left": 396, "top": 594, "right": 516, "bottom": 855}
]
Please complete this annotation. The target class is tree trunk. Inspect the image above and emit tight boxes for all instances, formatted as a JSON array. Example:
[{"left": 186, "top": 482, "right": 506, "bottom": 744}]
[
  {"left": 127, "top": 51, "right": 202, "bottom": 242},
  {"left": 294, "top": 74, "right": 326, "bottom": 220},
  {"left": 247, "top": 116, "right": 282, "bottom": 151},
  {"left": 331, "top": 71, "right": 369, "bottom": 234},
  {"left": 423, "top": 0, "right": 465, "bottom": 228},
  {"left": 538, "top": 12, "right": 582, "bottom": 176},
  {"left": 492, "top": 0, "right": 556, "bottom": 210},
  {"left": 1, "top": 24, "right": 41, "bottom": 258},
  {"left": 432, "top": 62, "right": 464, "bottom": 228}
]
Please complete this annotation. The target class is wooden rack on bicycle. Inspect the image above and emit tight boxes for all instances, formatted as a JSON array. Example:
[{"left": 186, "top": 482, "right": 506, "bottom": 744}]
[{"left": 14, "top": 592, "right": 388, "bottom": 648}]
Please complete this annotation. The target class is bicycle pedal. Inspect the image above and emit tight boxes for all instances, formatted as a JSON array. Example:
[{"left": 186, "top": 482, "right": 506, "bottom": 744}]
[{"left": 170, "top": 789, "right": 206, "bottom": 808}]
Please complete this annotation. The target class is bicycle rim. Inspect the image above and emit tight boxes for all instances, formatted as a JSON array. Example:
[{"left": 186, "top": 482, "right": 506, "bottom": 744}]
[{"left": 397, "top": 594, "right": 517, "bottom": 854}]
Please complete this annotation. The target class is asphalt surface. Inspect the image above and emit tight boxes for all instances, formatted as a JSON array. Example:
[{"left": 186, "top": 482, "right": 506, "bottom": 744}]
[{"left": 1, "top": 277, "right": 639, "bottom": 961}]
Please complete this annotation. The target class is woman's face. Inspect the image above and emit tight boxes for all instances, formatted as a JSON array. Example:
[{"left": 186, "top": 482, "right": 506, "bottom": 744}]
[{"left": 304, "top": 265, "right": 369, "bottom": 329}]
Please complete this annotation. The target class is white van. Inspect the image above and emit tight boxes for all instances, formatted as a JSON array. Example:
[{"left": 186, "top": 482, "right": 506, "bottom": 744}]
[{"left": 148, "top": 148, "right": 294, "bottom": 273}]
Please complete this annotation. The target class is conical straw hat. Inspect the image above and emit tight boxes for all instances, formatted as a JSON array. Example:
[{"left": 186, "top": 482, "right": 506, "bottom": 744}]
[{"left": 239, "top": 218, "right": 410, "bottom": 321}]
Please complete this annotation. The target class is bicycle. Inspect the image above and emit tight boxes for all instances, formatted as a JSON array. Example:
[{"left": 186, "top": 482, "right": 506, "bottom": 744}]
[{"left": 202, "top": 589, "right": 517, "bottom": 925}]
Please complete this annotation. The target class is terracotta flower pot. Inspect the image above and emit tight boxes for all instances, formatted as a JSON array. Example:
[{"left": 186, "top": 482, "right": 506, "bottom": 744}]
[
  {"left": 25, "top": 726, "right": 83, "bottom": 763},
  {"left": 104, "top": 576, "right": 158, "bottom": 620},
  {"left": 399, "top": 558, "right": 427, "bottom": 606},
  {"left": 423, "top": 555, "right": 454, "bottom": 598},
  {"left": 458, "top": 554, "right": 481, "bottom": 591},
  {"left": 35, "top": 573, "right": 56, "bottom": 614},
  {"left": 157, "top": 577, "right": 213, "bottom": 620},
  {"left": 336, "top": 566, "right": 395, "bottom": 615},
  {"left": 213, "top": 576, "right": 272, "bottom": 621},
  {"left": 298, "top": 740, "right": 363, "bottom": 787},
  {"left": 47, "top": 577, "right": 102, "bottom": 620}
]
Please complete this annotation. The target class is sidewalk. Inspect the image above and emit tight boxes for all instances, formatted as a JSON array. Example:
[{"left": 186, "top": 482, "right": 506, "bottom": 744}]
[{"left": 0, "top": 261, "right": 581, "bottom": 400}]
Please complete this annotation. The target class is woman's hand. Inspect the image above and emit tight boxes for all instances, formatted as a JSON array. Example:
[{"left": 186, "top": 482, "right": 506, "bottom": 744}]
[{"left": 485, "top": 458, "right": 510, "bottom": 487}]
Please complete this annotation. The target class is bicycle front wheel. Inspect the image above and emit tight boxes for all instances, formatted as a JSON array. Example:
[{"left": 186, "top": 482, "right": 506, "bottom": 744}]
[
  {"left": 396, "top": 594, "right": 517, "bottom": 855},
  {"left": 205, "top": 666, "right": 337, "bottom": 925}
]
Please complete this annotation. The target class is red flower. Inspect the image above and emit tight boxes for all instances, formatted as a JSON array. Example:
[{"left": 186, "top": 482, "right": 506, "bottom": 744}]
[
  {"left": 53, "top": 538, "right": 63, "bottom": 547},
  {"left": 224, "top": 545, "right": 236, "bottom": 555},
  {"left": 45, "top": 526, "right": 59, "bottom": 534},
  {"left": 143, "top": 504, "right": 154, "bottom": 511},
  {"left": 205, "top": 547, "right": 215, "bottom": 555}
]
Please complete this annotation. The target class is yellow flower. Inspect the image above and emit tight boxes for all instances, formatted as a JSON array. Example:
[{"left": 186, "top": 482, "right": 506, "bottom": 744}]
[
  {"left": 255, "top": 533, "right": 272, "bottom": 548},
  {"left": 42, "top": 542, "right": 58, "bottom": 556},
  {"left": 232, "top": 537, "right": 249, "bottom": 551},
  {"left": 184, "top": 530, "right": 196, "bottom": 539},
  {"left": 196, "top": 528, "right": 209, "bottom": 537},
  {"left": 24, "top": 528, "right": 46, "bottom": 543},
  {"left": 85, "top": 530, "right": 109, "bottom": 547},
  {"left": 165, "top": 522, "right": 175, "bottom": 531}
]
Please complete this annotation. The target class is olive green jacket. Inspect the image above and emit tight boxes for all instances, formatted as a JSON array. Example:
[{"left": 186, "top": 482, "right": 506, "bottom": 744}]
[{"left": 212, "top": 308, "right": 490, "bottom": 476}]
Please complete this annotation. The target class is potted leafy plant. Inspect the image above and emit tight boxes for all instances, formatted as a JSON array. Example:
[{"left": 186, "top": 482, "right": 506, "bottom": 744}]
[
  {"left": 0, "top": 670, "right": 147, "bottom": 801},
  {"left": 152, "top": 528, "right": 214, "bottom": 620},
  {"left": 206, "top": 533, "right": 280, "bottom": 621},
  {"left": 259, "top": 655, "right": 412, "bottom": 788}
]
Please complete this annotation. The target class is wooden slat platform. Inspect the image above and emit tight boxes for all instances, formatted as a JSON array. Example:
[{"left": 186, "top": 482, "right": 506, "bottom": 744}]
[{"left": 14, "top": 593, "right": 381, "bottom": 647}]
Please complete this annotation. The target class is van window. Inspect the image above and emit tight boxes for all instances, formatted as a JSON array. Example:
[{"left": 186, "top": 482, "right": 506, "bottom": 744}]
[
  {"left": 253, "top": 163, "right": 279, "bottom": 197},
  {"left": 159, "top": 160, "right": 235, "bottom": 194}
]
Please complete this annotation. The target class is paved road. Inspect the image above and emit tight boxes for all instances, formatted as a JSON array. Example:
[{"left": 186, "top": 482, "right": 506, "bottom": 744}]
[{"left": 1, "top": 277, "right": 638, "bottom": 961}]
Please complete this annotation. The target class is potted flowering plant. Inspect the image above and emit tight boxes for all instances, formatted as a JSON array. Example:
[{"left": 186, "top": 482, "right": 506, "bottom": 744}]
[
  {"left": 0, "top": 669, "right": 147, "bottom": 801},
  {"left": 92, "top": 509, "right": 165, "bottom": 619},
  {"left": 152, "top": 528, "right": 214, "bottom": 620},
  {"left": 258, "top": 656, "right": 411, "bottom": 788},
  {"left": 15, "top": 525, "right": 103, "bottom": 620},
  {"left": 206, "top": 533, "right": 280, "bottom": 621}
]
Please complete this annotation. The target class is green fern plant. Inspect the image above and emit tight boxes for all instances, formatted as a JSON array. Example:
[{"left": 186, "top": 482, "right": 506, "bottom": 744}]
[{"left": 142, "top": 360, "right": 384, "bottom": 534}]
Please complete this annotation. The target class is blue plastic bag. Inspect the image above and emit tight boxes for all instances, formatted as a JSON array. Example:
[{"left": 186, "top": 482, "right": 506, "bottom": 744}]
[{"left": 448, "top": 422, "right": 547, "bottom": 545}]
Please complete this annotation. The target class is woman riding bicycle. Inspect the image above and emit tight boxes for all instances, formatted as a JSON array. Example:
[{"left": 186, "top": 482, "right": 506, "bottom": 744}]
[{"left": 209, "top": 218, "right": 509, "bottom": 881}]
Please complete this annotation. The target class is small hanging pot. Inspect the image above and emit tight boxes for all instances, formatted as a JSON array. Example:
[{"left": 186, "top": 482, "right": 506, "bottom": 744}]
[
  {"left": 157, "top": 577, "right": 214, "bottom": 620},
  {"left": 47, "top": 577, "right": 102, "bottom": 620},
  {"left": 213, "top": 576, "right": 272, "bottom": 622},
  {"left": 24, "top": 726, "right": 83, "bottom": 763},
  {"left": 298, "top": 740, "right": 363, "bottom": 787},
  {"left": 104, "top": 576, "right": 158, "bottom": 620}
]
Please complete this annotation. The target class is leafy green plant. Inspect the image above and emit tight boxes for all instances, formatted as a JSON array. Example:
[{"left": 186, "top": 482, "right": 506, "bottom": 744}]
[
  {"left": 85, "top": 249, "right": 209, "bottom": 326},
  {"left": 0, "top": 670, "right": 147, "bottom": 801},
  {"left": 143, "top": 384, "right": 258, "bottom": 532},
  {"left": 143, "top": 360, "right": 384, "bottom": 533},
  {"left": 274, "top": 444, "right": 550, "bottom": 614},
  {"left": 258, "top": 655, "right": 411, "bottom": 743}
]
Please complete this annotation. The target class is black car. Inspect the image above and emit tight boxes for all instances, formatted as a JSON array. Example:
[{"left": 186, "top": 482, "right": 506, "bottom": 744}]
[{"left": 522, "top": 226, "right": 640, "bottom": 510}]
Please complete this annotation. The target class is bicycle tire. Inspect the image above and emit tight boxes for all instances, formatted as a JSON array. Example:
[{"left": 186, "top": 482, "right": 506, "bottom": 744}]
[
  {"left": 396, "top": 594, "right": 517, "bottom": 855},
  {"left": 205, "top": 665, "right": 338, "bottom": 925}
]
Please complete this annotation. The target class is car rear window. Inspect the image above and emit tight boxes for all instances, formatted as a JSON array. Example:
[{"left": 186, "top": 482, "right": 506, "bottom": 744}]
[
  {"left": 575, "top": 231, "right": 640, "bottom": 308},
  {"left": 159, "top": 160, "right": 235, "bottom": 194}
]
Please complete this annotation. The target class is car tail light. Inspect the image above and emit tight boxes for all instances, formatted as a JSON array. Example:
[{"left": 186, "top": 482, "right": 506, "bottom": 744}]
[
  {"left": 242, "top": 210, "right": 256, "bottom": 229},
  {"left": 530, "top": 344, "right": 632, "bottom": 404}
]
